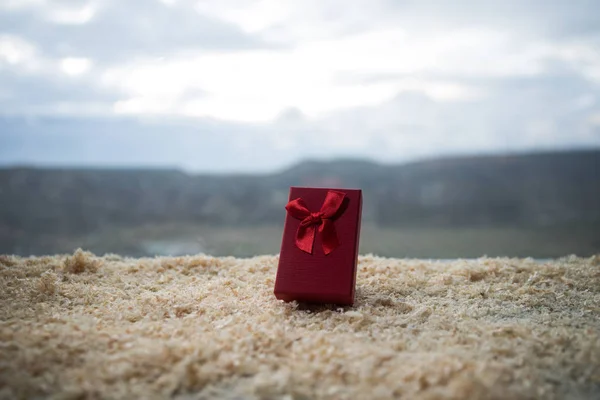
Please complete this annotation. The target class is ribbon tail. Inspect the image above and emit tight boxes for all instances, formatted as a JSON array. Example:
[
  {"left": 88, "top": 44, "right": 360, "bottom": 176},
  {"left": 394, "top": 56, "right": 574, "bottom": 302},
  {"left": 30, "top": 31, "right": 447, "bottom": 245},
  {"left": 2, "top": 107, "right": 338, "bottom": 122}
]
[
  {"left": 319, "top": 219, "right": 340, "bottom": 255},
  {"left": 296, "top": 224, "right": 317, "bottom": 254}
]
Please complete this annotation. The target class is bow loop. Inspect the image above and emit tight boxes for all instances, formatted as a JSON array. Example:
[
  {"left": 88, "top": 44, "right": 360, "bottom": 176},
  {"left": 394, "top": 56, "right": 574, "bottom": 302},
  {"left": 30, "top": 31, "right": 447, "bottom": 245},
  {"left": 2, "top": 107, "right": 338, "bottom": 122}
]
[{"left": 285, "top": 190, "right": 346, "bottom": 255}]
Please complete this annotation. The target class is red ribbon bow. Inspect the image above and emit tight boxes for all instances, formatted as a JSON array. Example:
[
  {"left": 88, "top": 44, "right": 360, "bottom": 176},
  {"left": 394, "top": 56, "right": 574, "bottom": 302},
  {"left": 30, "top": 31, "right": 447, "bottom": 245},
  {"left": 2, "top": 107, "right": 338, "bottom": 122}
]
[{"left": 285, "top": 190, "right": 346, "bottom": 255}]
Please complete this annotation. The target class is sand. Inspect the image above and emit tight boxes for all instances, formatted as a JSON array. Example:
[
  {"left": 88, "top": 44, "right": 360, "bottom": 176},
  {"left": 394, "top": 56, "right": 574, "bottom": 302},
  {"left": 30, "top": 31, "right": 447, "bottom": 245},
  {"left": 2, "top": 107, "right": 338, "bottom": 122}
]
[{"left": 0, "top": 250, "right": 599, "bottom": 399}]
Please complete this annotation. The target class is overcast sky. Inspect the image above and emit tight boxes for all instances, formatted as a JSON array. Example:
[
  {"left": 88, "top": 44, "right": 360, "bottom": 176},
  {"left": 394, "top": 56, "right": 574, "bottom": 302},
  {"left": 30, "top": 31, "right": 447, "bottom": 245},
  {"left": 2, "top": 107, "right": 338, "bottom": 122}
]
[{"left": 1, "top": 0, "right": 600, "bottom": 172}]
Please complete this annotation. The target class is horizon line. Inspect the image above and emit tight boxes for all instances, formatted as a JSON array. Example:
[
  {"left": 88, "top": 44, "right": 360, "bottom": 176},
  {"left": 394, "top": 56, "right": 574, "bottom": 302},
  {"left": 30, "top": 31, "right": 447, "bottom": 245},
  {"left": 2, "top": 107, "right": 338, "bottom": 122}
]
[{"left": 0, "top": 147, "right": 598, "bottom": 175}]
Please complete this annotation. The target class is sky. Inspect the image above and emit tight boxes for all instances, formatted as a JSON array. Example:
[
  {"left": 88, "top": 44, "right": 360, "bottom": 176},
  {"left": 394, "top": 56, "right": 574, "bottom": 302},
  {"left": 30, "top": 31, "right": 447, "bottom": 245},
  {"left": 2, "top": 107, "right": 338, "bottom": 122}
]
[{"left": 1, "top": 0, "right": 600, "bottom": 172}]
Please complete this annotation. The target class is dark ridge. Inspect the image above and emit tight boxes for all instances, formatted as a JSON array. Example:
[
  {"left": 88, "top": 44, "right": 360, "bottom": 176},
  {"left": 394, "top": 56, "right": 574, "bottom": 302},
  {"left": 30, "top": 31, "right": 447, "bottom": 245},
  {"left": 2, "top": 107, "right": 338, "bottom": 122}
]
[{"left": 0, "top": 149, "right": 598, "bottom": 255}]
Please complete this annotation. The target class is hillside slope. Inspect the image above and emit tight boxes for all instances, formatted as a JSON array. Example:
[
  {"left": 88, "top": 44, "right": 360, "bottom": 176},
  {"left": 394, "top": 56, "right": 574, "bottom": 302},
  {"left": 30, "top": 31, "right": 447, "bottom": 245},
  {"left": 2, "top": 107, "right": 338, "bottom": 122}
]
[{"left": 1, "top": 150, "right": 598, "bottom": 256}]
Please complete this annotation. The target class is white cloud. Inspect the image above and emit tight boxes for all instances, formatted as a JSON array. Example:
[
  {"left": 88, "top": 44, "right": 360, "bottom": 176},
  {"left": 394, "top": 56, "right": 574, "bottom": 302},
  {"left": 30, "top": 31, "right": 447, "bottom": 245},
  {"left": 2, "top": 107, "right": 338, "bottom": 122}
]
[
  {"left": 113, "top": 96, "right": 177, "bottom": 116},
  {"left": 102, "top": 26, "right": 525, "bottom": 122},
  {"left": 589, "top": 112, "right": 600, "bottom": 126},
  {"left": 60, "top": 57, "right": 92, "bottom": 76},
  {"left": 8, "top": 0, "right": 599, "bottom": 125},
  {"left": 1, "top": 101, "right": 112, "bottom": 117},
  {"left": 1, "top": 0, "right": 98, "bottom": 25},
  {"left": 0, "top": 34, "right": 41, "bottom": 72},
  {"left": 194, "top": 0, "right": 390, "bottom": 43},
  {"left": 0, "top": 36, "right": 97, "bottom": 80},
  {"left": 45, "top": 3, "right": 97, "bottom": 25},
  {"left": 554, "top": 42, "right": 600, "bottom": 83},
  {"left": 0, "top": 0, "right": 46, "bottom": 10},
  {"left": 195, "top": 0, "right": 292, "bottom": 34},
  {"left": 2, "top": 0, "right": 600, "bottom": 170}
]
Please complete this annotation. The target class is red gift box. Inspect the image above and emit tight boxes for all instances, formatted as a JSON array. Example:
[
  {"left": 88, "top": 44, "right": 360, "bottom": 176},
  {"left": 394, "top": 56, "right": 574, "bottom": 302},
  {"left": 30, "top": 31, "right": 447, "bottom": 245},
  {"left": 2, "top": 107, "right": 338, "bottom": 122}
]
[{"left": 274, "top": 187, "right": 362, "bottom": 305}]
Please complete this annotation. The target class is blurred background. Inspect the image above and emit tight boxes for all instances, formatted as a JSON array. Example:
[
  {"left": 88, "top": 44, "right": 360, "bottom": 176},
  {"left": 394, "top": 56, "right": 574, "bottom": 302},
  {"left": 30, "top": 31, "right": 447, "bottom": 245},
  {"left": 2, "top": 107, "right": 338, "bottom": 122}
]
[{"left": 0, "top": 0, "right": 599, "bottom": 258}]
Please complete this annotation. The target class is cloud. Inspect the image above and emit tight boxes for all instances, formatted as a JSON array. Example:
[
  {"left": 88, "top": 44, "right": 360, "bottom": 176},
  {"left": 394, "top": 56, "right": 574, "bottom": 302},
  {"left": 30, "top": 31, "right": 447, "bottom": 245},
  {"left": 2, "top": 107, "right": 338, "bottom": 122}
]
[
  {"left": 0, "top": 34, "right": 39, "bottom": 70},
  {"left": 100, "top": 26, "right": 526, "bottom": 122},
  {"left": 382, "top": 0, "right": 600, "bottom": 41},
  {"left": 310, "top": 66, "right": 600, "bottom": 160},
  {"left": 60, "top": 57, "right": 92, "bottom": 76},
  {"left": 46, "top": 2, "right": 97, "bottom": 25},
  {"left": 0, "top": 0, "right": 277, "bottom": 63},
  {"left": 1, "top": 0, "right": 600, "bottom": 171},
  {"left": 0, "top": 59, "right": 117, "bottom": 117},
  {"left": 0, "top": 116, "right": 294, "bottom": 172}
]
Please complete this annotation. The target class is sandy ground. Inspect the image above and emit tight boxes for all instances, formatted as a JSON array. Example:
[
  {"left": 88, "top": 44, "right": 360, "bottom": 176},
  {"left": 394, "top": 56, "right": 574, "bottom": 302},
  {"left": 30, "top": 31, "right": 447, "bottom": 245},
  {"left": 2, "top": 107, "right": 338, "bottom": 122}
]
[{"left": 0, "top": 250, "right": 599, "bottom": 399}]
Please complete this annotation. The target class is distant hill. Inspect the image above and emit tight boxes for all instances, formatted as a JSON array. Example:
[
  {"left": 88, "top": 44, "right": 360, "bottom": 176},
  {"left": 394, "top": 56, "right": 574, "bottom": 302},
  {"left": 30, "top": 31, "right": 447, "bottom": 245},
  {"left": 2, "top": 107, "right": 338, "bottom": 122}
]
[{"left": 0, "top": 150, "right": 599, "bottom": 254}]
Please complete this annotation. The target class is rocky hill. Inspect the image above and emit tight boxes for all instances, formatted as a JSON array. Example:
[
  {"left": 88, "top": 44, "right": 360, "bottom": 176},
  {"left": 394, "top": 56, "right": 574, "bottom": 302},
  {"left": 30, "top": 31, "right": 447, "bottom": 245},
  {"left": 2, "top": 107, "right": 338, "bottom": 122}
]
[{"left": 1, "top": 150, "right": 599, "bottom": 256}]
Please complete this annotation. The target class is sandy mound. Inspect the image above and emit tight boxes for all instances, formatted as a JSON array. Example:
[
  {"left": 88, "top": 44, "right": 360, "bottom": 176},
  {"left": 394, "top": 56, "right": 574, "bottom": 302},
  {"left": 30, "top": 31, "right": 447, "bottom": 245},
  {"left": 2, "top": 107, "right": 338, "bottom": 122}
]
[{"left": 0, "top": 250, "right": 599, "bottom": 399}]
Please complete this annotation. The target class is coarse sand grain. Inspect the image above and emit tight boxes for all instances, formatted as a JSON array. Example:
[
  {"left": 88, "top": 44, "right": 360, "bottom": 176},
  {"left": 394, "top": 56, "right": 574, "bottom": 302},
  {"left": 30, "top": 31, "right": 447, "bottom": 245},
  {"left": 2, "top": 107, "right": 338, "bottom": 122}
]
[{"left": 1, "top": 250, "right": 599, "bottom": 399}]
